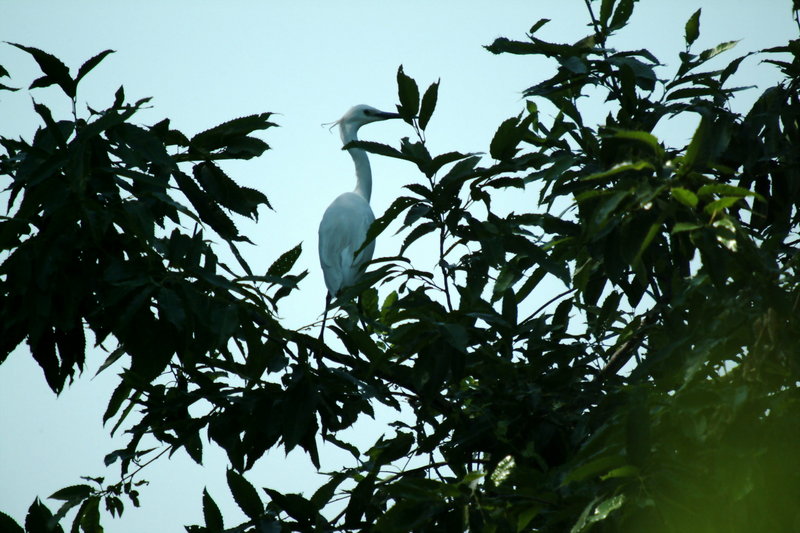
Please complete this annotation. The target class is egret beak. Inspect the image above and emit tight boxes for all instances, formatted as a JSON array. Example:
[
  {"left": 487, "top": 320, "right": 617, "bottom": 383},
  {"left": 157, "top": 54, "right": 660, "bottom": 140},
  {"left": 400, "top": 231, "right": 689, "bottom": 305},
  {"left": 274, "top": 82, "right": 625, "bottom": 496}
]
[{"left": 375, "top": 111, "right": 402, "bottom": 120}]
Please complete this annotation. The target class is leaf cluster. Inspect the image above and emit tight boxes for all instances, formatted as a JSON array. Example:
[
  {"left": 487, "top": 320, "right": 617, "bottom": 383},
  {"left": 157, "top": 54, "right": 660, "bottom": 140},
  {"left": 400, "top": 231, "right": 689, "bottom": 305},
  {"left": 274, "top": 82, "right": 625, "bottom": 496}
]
[{"left": 3, "top": 3, "right": 800, "bottom": 532}]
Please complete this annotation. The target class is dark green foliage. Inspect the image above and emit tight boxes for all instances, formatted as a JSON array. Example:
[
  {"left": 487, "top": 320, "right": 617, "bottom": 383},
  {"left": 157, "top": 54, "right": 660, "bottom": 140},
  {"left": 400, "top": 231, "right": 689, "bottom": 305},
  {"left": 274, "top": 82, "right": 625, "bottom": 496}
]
[{"left": 3, "top": 3, "right": 800, "bottom": 532}]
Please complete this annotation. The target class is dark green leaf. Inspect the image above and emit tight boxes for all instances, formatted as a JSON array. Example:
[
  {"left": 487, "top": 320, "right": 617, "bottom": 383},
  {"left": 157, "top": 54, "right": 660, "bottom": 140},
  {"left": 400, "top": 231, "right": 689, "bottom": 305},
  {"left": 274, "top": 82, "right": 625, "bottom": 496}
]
[
  {"left": 685, "top": 9, "right": 701, "bottom": 46},
  {"left": 396, "top": 65, "right": 420, "bottom": 124},
  {"left": 202, "top": 489, "right": 224, "bottom": 531},
  {"left": 49, "top": 485, "right": 93, "bottom": 502},
  {"left": 703, "top": 196, "right": 741, "bottom": 215},
  {"left": 32, "top": 102, "right": 68, "bottom": 149},
  {"left": 609, "top": 0, "right": 634, "bottom": 30},
  {"left": 103, "top": 379, "right": 132, "bottom": 424},
  {"left": 78, "top": 496, "right": 101, "bottom": 533},
  {"left": 490, "top": 117, "right": 522, "bottom": 161},
  {"left": 346, "top": 140, "right": 413, "bottom": 162},
  {"left": 400, "top": 221, "right": 437, "bottom": 255},
  {"left": 671, "top": 187, "right": 699, "bottom": 208},
  {"left": 173, "top": 170, "right": 240, "bottom": 241},
  {"left": 310, "top": 473, "right": 347, "bottom": 510},
  {"left": 0, "top": 511, "right": 24, "bottom": 533},
  {"left": 75, "top": 49, "right": 114, "bottom": 85},
  {"left": 600, "top": 0, "right": 616, "bottom": 27},
  {"left": 418, "top": 79, "right": 439, "bottom": 131},
  {"left": 9, "top": 43, "right": 75, "bottom": 98},
  {"left": 25, "top": 498, "right": 63, "bottom": 533},
  {"left": 193, "top": 162, "right": 268, "bottom": 218},
  {"left": 226, "top": 469, "right": 264, "bottom": 519},
  {"left": 190, "top": 113, "right": 276, "bottom": 155},
  {"left": 262, "top": 489, "right": 318, "bottom": 525},
  {"left": 93, "top": 347, "right": 126, "bottom": 378},
  {"left": 267, "top": 243, "right": 302, "bottom": 277},
  {"left": 529, "top": 18, "right": 551, "bottom": 34},
  {"left": 358, "top": 196, "right": 416, "bottom": 255},
  {"left": 112, "top": 122, "right": 173, "bottom": 170},
  {"left": 626, "top": 394, "right": 651, "bottom": 465}
]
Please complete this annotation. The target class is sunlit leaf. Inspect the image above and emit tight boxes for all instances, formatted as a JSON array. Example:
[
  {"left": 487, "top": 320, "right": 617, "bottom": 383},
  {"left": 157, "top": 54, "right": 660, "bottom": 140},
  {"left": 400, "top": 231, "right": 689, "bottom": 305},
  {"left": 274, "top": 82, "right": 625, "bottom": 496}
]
[
  {"left": 490, "top": 455, "right": 516, "bottom": 485},
  {"left": 671, "top": 187, "right": 698, "bottom": 207}
]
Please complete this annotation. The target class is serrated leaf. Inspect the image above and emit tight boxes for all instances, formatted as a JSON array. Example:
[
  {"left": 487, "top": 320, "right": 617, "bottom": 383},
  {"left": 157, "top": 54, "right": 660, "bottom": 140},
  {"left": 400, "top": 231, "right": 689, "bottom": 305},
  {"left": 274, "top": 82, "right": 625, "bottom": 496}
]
[
  {"left": 202, "top": 489, "right": 224, "bottom": 531},
  {"left": 25, "top": 498, "right": 63, "bottom": 533},
  {"left": 0, "top": 511, "right": 24, "bottom": 533},
  {"left": 193, "top": 162, "right": 267, "bottom": 219},
  {"left": 418, "top": 79, "right": 439, "bottom": 130},
  {"left": 173, "top": 170, "right": 239, "bottom": 241},
  {"left": 226, "top": 469, "right": 264, "bottom": 519},
  {"left": 112, "top": 122, "right": 173, "bottom": 170},
  {"left": 49, "top": 485, "right": 93, "bottom": 502},
  {"left": 75, "top": 49, "right": 114, "bottom": 85},
  {"left": 103, "top": 379, "right": 131, "bottom": 423},
  {"left": 78, "top": 496, "right": 101, "bottom": 533},
  {"left": 400, "top": 221, "right": 437, "bottom": 255},
  {"left": 267, "top": 243, "right": 302, "bottom": 276},
  {"left": 9, "top": 43, "right": 75, "bottom": 98},
  {"left": 396, "top": 65, "right": 419, "bottom": 124},
  {"left": 346, "top": 140, "right": 412, "bottom": 162},
  {"left": 490, "top": 117, "right": 522, "bottom": 161},
  {"left": 685, "top": 9, "right": 701, "bottom": 46},
  {"left": 357, "top": 196, "right": 416, "bottom": 255},
  {"left": 609, "top": 0, "right": 634, "bottom": 30},
  {"left": 32, "top": 101, "right": 68, "bottom": 149},
  {"left": 191, "top": 113, "right": 275, "bottom": 154},
  {"left": 600, "top": 0, "right": 616, "bottom": 26},
  {"left": 262, "top": 488, "right": 317, "bottom": 525},
  {"left": 311, "top": 473, "right": 347, "bottom": 509}
]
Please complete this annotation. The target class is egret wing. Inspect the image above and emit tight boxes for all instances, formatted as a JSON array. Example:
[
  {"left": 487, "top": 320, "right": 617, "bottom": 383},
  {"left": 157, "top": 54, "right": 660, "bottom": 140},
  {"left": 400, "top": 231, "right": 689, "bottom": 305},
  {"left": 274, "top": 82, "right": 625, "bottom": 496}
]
[{"left": 318, "top": 192, "right": 376, "bottom": 295}]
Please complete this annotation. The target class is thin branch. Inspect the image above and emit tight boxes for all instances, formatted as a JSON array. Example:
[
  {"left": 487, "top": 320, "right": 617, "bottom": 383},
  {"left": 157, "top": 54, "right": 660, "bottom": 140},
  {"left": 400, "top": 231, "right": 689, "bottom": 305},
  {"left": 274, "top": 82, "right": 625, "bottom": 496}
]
[{"left": 521, "top": 288, "right": 576, "bottom": 324}]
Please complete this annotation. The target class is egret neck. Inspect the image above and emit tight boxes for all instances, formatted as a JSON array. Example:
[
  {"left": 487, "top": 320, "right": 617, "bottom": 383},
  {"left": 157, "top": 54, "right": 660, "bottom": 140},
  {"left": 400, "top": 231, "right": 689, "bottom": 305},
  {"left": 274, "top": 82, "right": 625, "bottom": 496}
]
[{"left": 340, "top": 125, "right": 372, "bottom": 202}]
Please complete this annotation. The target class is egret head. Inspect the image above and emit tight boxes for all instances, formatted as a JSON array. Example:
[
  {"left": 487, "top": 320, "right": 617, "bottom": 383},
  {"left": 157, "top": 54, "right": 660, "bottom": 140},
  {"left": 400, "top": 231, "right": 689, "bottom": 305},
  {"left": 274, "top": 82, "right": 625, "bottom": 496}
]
[{"left": 336, "top": 105, "right": 401, "bottom": 143}]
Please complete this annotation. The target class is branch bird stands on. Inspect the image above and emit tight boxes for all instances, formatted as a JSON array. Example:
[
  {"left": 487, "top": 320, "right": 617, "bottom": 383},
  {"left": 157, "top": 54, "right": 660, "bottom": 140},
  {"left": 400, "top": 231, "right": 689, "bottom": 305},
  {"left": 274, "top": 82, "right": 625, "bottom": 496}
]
[{"left": 317, "top": 105, "right": 401, "bottom": 340}]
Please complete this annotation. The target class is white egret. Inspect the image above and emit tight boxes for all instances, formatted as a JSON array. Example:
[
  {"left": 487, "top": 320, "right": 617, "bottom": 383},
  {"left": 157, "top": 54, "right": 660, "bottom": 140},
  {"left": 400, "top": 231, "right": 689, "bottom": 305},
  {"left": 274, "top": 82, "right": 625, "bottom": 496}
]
[{"left": 318, "top": 105, "right": 401, "bottom": 339}]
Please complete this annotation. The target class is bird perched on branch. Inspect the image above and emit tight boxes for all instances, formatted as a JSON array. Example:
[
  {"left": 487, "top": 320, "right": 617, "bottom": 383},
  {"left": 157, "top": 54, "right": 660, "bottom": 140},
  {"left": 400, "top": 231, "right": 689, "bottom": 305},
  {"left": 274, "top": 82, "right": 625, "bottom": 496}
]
[{"left": 317, "top": 105, "right": 400, "bottom": 339}]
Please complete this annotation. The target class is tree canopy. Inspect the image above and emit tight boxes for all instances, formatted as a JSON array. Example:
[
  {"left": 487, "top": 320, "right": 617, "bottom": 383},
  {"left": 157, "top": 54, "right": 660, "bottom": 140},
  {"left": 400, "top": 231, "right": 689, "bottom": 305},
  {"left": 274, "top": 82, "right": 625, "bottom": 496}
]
[{"left": 2, "top": 1, "right": 800, "bottom": 531}]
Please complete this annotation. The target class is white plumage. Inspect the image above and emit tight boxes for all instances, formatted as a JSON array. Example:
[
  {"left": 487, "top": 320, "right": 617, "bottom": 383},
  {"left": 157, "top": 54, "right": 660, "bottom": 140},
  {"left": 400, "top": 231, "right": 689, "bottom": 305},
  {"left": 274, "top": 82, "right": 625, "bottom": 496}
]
[
  {"left": 318, "top": 191, "right": 376, "bottom": 296},
  {"left": 317, "top": 105, "right": 400, "bottom": 338}
]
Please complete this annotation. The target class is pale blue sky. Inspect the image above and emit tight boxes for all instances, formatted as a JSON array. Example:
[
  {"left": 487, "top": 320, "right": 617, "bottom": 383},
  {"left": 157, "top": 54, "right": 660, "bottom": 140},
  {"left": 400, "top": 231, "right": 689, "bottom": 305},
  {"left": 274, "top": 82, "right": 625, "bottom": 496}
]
[{"left": 1, "top": 1, "right": 796, "bottom": 530}]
